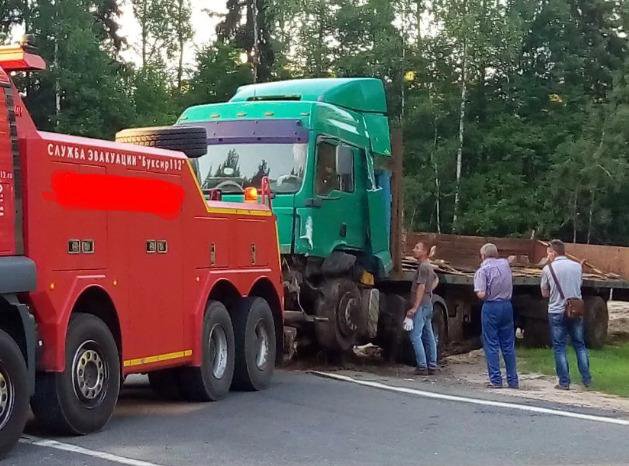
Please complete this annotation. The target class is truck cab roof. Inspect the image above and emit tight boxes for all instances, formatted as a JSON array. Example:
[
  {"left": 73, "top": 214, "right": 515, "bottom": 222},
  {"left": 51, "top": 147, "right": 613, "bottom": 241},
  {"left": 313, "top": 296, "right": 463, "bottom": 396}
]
[{"left": 229, "top": 78, "right": 388, "bottom": 114}]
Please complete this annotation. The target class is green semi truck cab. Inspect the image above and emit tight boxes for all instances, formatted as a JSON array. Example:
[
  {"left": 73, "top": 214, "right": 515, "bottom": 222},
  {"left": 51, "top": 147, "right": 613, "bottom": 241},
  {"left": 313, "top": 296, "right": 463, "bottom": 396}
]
[{"left": 178, "top": 78, "right": 398, "bottom": 353}]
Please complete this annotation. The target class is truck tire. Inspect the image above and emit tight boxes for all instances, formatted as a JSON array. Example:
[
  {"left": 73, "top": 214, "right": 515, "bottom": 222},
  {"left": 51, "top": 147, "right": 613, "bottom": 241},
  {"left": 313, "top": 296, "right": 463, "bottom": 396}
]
[
  {"left": 31, "top": 314, "right": 120, "bottom": 435},
  {"left": 523, "top": 318, "right": 551, "bottom": 348},
  {"left": 148, "top": 369, "right": 182, "bottom": 400},
  {"left": 432, "top": 303, "right": 447, "bottom": 361},
  {"left": 376, "top": 293, "right": 406, "bottom": 363},
  {"left": 315, "top": 279, "right": 362, "bottom": 352},
  {"left": 0, "top": 330, "right": 29, "bottom": 459},
  {"left": 584, "top": 296, "right": 608, "bottom": 349},
  {"left": 231, "top": 298, "right": 276, "bottom": 391},
  {"left": 115, "top": 126, "right": 207, "bottom": 158},
  {"left": 179, "top": 301, "right": 235, "bottom": 401}
]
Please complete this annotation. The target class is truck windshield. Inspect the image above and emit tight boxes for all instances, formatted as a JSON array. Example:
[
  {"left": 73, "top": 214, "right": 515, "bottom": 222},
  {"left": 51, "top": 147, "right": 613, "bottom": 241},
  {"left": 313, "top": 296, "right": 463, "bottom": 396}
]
[{"left": 193, "top": 143, "right": 307, "bottom": 194}]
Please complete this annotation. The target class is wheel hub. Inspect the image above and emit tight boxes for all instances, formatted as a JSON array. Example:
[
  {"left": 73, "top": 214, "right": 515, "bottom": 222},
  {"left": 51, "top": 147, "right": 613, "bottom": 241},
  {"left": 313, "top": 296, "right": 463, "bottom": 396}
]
[
  {"left": 254, "top": 320, "right": 270, "bottom": 370},
  {"left": 73, "top": 341, "right": 107, "bottom": 405},
  {"left": 337, "top": 293, "right": 359, "bottom": 337},
  {"left": 209, "top": 324, "right": 228, "bottom": 379},
  {"left": 0, "top": 368, "right": 14, "bottom": 430}
]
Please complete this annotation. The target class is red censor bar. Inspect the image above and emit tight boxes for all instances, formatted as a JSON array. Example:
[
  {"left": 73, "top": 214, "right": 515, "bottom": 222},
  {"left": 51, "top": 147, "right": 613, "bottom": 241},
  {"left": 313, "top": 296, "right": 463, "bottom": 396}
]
[{"left": 45, "top": 171, "right": 184, "bottom": 219}]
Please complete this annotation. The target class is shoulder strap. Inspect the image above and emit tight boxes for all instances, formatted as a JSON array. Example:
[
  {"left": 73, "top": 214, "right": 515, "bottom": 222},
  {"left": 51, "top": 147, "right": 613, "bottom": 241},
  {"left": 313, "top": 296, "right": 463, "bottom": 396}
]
[{"left": 548, "top": 263, "right": 565, "bottom": 300}]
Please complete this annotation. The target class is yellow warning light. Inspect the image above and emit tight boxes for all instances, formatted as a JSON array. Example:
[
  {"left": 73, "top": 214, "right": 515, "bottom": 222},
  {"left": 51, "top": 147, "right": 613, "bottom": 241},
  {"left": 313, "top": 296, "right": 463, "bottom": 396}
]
[{"left": 244, "top": 187, "right": 258, "bottom": 203}]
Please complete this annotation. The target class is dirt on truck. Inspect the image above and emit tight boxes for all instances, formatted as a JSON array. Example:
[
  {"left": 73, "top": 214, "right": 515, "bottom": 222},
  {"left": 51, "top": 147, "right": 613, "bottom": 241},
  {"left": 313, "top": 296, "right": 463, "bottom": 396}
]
[{"left": 0, "top": 40, "right": 283, "bottom": 457}]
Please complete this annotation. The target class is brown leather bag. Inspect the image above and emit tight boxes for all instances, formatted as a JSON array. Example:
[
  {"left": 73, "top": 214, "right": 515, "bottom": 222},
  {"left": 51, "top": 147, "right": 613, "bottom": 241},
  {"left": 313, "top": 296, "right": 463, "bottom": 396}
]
[{"left": 548, "top": 263, "right": 585, "bottom": 319}]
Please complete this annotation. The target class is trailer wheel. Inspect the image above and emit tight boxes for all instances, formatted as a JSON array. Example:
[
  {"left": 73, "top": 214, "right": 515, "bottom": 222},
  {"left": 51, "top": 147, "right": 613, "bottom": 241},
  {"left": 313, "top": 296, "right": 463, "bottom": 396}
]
[
  {"left": 115, "top": 126, "right": 207, "bottom": 158},
  {"left": 231, "top": 298, "right": 276, "bottom": 391},
  {"left": 31, "top": 314, "right": 120, "bottom": 435},
  {"left": 584, "top": 296, "right": 608, "bottom": 349},
  {"left": 522, "top": 318, "right": 551, "bottom": 348},
  {"left": 432, "top": 303, "right": 447, "bottom": 361},
  {"left": 376, "top": 293, "right": 406, "bottom": 363},
  {"left": 315, "top": 279, "right": 362, "bottom": 352},
  {"left": 179, "top": 301, "right": 235, "bottom": 401},
  {"left": 0, "top": 330, "right": 29, "bottom": 459},
  {"left": 148, "top": 369, "right": 182, "bottom": 400}
]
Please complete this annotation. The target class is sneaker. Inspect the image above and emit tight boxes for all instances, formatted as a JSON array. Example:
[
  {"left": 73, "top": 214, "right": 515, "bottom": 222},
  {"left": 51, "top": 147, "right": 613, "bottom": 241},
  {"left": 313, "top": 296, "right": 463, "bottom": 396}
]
[
  {"left": 583, "top": 381, "right": 592, "bottom": 389},
  {"left": 554, "top": 384, "right": 570, "bottom": 390},
  {"left": 428, "top": 367, "right": 440, "bottom": 375},
  {"left": 414, "top": 367, "right": 429, "bottom": 376},
  {"left": 507, "top": 384, "right": 520, "bottom": 390},
  {"left": 486, "top": 382, "right": 503, "bottom": 389}
]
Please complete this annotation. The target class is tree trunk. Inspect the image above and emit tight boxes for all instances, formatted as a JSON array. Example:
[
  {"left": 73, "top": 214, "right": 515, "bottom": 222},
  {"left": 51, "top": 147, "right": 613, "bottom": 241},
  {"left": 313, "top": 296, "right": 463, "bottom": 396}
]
[
  {"left": 587, "top": 190, "right": 595, "bottom": 244},
  {"left": 431, "top": 113, "right": 441, "bottom": 233},
  {"left": 572, "top": 191, "right": 578, "bottom": 243},
  {"left": 452, "top": 38, "right": 467, "bottom": 232},
  {"left": 252, "top": 0, "right": 259, "bottom": 83},
  {"left": 415, "top": 0, "right": 423, "bottom": 48},
  {"left": 53, "top": 0, "right": 60, "bottom": 129},
  {"left": 176, "top": 0, "right": 185, "bottom": 91},
  {"left": 141, "top": 0, "right": 147, "bottom": 67}
]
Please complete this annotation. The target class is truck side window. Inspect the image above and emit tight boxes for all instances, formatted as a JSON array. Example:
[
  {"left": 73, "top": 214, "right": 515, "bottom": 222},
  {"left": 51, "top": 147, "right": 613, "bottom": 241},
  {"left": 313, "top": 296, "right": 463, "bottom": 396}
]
[{"left": 315, "top": 141, "right": 354, "bottom": 195}]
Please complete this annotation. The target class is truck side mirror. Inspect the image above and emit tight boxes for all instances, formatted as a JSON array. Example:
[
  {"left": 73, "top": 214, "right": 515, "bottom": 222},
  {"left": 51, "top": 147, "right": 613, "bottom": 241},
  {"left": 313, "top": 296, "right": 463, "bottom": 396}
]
[{"left": 335, "top": 144, "right": 353, "bottom": 177}]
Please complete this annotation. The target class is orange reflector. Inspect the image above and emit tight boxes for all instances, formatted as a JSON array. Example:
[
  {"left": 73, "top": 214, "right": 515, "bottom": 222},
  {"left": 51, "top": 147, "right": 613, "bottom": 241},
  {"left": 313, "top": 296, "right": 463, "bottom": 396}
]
[{"left": 244, "top": 187, "right": 258, "bottom": 203}]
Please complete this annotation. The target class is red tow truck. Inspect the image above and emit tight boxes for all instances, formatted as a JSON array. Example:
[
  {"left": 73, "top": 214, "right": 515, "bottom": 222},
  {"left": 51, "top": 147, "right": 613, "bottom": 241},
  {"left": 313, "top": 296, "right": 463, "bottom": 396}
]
[{"left": 0, "top": 40, "right": 283, "bottom": 456}]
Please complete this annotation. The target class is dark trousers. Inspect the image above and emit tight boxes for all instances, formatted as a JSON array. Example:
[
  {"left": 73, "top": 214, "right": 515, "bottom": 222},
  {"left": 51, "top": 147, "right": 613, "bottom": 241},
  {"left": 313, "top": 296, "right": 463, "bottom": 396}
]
[{"left": 482, "top": 300, "right": 518, "bottom": 387}]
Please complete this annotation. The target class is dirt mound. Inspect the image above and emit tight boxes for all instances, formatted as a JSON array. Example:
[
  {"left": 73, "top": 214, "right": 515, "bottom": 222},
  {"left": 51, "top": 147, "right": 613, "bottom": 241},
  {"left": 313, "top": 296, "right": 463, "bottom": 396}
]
[{"left": 608, "top": 301, "right": 629, "bottom": 342}]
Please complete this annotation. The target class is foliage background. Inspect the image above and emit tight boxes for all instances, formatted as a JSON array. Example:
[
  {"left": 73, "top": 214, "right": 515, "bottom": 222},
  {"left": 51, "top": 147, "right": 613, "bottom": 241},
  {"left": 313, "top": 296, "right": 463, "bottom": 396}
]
[{"left": 2, "top": 0, "right": 629, "bottom": 244}]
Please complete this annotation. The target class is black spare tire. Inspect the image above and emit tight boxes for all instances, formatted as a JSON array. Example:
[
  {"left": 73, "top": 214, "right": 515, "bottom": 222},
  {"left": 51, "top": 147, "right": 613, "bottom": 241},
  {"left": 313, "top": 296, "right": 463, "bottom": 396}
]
[{"left": 115, "top": 126, "right": 207, "bottom": 158}]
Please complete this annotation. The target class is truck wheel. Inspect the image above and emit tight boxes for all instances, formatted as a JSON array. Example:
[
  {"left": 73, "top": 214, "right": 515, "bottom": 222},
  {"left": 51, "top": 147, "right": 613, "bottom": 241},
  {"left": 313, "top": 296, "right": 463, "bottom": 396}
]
[
  {"left": 376, "top": 293, "right": 406, "bottom": 363},
  {"left": 584, "top": 296, "right": 608, "bottom": 349},
  {"left": 315, "top": 279, "right": 362, "bottom": 352},
  {"left": 232, "top": 298, "right": 276, "bottom": 391},
  {"left": 522, "top": 318, "right": 551, "bottom": 347},
  {"left": 148, "top": 369, "right": 182, "bottom": 400},
  {"left": 0, "top": 330, "right": 29, "bottom": 459},
  {"left": 179, "top": 301, "right": 235, "bottom": 401},
  {"left": 115, "top": 126, "right": 207, "bottom": 158},
  {"left": 31, "top": 314, "right": 120, "bottom": 435},
  {"left": 432, "top": 303, "right": 447, "bottom": 361}
]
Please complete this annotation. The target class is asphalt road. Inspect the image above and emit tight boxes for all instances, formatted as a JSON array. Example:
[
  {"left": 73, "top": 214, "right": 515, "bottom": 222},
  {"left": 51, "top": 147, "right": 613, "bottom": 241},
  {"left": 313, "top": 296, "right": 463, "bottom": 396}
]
[{"left": 8, "top": 370, "right": 629, "bottom": 465}]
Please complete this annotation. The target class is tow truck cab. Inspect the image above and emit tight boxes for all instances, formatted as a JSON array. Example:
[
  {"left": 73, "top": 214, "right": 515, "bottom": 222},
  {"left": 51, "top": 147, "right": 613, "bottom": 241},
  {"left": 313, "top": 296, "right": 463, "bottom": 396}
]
[{"left": 0, "top": 44, "right": 41, "bottom": 457}]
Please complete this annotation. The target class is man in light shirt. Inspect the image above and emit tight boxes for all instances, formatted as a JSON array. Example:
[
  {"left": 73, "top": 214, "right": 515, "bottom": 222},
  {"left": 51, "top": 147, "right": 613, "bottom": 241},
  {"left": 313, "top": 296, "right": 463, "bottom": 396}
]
[
  {"left": 474, "top": 243, "right": 519, "bottom": 389},
  {"left": 541, "top": 239, "right": 592, "bottom": 390}
]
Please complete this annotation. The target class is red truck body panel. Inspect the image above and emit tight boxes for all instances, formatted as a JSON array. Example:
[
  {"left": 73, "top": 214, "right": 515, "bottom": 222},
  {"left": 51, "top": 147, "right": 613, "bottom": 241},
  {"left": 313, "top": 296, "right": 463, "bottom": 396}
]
[{"left": 1, "top": 51, "right": 283, "bottom": 375}]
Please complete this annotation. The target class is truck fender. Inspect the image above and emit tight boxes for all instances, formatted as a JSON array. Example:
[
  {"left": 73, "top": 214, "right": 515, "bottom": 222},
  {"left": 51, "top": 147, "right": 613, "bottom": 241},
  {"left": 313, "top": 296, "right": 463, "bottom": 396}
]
[
  {"left": 191, "top": 277, "right": 242, "bottom": 366},
  {"left": 321, "top": 251, "right": 356, "bottom": 277},
  {"left": 1, "top": 294, "right": 36, "bottom": 395},
  {"left": 38, "top": 279, "right": 121, "bottom": 372}
]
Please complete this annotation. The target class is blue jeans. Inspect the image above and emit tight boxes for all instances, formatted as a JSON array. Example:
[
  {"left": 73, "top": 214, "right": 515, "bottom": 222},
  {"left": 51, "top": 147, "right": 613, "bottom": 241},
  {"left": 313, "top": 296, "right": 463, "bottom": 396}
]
[
  {"left": 548, "top": 313, "right": 592, "bottom": 387},
  {"left": 482, "top": 300, "right": 518, "bottom": 387},
  {"left": 410, "top": 302, "right": 437, "bottom": 369}
]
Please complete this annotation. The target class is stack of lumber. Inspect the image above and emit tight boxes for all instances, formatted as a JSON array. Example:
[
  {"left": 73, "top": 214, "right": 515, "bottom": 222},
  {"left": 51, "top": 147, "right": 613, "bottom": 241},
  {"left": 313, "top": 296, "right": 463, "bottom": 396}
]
[{"left": 401, "top": 256, "right": 619, "bottom": 281}]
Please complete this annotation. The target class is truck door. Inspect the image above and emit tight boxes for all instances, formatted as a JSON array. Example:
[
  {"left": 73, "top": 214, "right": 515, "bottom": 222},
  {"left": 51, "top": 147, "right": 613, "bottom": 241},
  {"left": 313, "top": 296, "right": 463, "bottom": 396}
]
[{"left": 309, "top": 138, "right": 366, "bottom": 255}]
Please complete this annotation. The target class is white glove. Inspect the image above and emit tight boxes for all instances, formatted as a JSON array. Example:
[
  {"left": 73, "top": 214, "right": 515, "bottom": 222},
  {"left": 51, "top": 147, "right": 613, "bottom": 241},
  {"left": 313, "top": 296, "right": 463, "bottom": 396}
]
[{"left": 403, "top": 317, "right": 414, "bottom": 332}]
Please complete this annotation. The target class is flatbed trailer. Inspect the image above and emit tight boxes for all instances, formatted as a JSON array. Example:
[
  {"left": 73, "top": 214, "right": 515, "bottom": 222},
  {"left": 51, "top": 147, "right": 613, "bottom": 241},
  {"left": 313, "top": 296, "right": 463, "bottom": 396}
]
[{"left": 378, "top": 232, "right": 629, "bottom": 361}]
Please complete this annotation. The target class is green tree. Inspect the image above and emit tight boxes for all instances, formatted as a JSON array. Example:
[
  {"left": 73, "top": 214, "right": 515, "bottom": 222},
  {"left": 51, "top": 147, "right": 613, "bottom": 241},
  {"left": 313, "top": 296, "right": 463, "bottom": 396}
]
[{"left": 23, "top": 0, "right": 135, "bottom": 138}]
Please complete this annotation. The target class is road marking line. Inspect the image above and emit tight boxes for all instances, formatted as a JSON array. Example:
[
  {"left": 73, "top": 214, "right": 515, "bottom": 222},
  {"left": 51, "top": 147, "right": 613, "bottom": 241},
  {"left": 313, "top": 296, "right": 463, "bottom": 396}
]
[
  {"left": 311, "top": 371, "right": 629, "bottom": 427},
  {"left": 20, "top": 435, "right": 165, "bottom": 466}
]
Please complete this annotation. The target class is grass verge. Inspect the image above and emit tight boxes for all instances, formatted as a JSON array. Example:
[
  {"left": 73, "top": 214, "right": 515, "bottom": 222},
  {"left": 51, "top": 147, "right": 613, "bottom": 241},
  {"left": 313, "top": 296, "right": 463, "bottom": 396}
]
[{"left": 517, "top": 342, "right": 629, "bottom": 398}]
